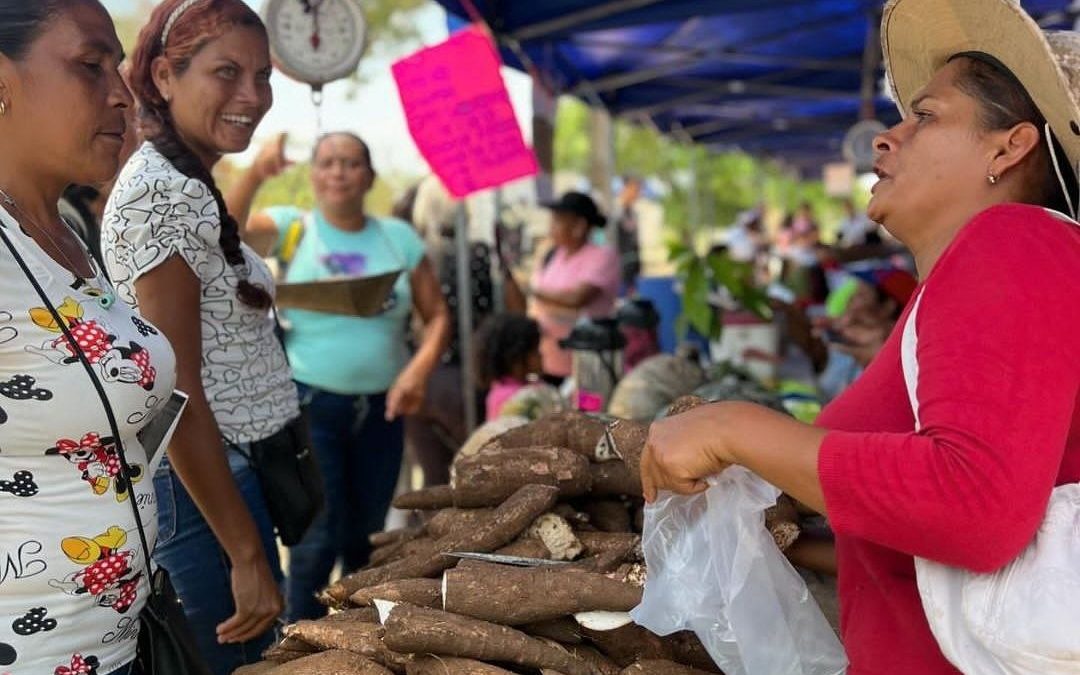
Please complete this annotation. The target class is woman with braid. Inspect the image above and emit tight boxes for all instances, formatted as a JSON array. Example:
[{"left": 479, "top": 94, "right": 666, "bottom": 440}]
[{"left": 100, "top": 1, "right": 297, "bottom": 672}]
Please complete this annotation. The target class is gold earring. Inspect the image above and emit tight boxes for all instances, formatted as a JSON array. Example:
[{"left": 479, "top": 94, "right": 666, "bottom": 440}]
[
  {"left": 0, "top": 100, "right": 7, "bottom": 116},
  {"left": 987, "top": 173, "right": 999, "bottom": 185}
]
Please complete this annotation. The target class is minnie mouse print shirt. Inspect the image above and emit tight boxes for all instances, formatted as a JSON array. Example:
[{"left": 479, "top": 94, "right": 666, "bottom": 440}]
[
  {"left": 0, "top": 207, "right": 176, "bottom": 674},
  {"left": 102, "top": 143, "right": 300, "bottom": 443}
]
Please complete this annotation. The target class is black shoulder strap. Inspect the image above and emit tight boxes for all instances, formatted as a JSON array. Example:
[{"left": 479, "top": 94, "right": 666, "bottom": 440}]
[{"left": 0, "top": 224, "right": 154, "bottom": 575}]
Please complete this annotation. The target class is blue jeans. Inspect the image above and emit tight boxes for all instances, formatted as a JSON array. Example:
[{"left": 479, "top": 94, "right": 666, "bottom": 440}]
[
  {"left": 154, "top": 447, "right": 284, "bottom": 675},
  {"left": 286, "top": 384, "right": 404, "bottom": 621}
]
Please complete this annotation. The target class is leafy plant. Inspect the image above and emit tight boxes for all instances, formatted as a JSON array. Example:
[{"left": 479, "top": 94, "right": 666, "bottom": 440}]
[{"left": 667, "top": 240, "right": 772, "bottom": 340}]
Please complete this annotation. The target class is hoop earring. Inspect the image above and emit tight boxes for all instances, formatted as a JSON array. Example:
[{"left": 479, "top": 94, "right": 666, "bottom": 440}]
[{"left": 987, "top": 173, "right": 999, "bottom": 185}]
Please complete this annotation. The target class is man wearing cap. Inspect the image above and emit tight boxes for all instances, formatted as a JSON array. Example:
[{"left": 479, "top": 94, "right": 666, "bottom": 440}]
[{"left": 529, "top": 191, "right": 621, "bottom": 383}]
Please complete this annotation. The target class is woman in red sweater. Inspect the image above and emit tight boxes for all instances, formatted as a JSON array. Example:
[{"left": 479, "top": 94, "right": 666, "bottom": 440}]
[{"left": 641, "top": 1, "right": 1080, "bottom": 673}]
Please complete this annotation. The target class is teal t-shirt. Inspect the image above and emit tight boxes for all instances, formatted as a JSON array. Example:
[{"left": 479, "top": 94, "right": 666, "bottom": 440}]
[{"left": 266, "top": 207, "right": 425, "bottom": 395}]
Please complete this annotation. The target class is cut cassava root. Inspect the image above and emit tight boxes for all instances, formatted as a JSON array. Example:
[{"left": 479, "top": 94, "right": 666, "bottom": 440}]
[
  {"left": 442, "top": 564, "right": 642, "bottom": 625},
  {"left": 453, "top": 446, "right": 592, "bottom": 508},
  {"left": 405, "top": 656, "right": 515, "bottom": 674},
  {"left": 284, "top": 618, "right": 408, "bottom": 671},
  {"left": 620, "top": 660, "right": 716, "bottom": 675},
  {"left": 350, "top": 578, "right": 443, "bottom": 609},
  {"left": 589, "top": 462, "right": 642, "bottom": 498},
  {"left": 393, "top": 485, "right": 456, "bottom": 511},
  {"left": 303, "top": 408, "right": 743, "bottom": 675},
  {"left": 323, "top": 484, "right": 558, "bottom": 605},
  {"left": 424, "top": 507, "right": 494, "bottom": 539},
  {"left": 370, "top": 526, "right": 425, "bottom": 548},
  {"left": 382, "top": 604, "right": 599, "bottom": 675},
  {"left": 526, "top": 513, "right": 584, "bottom": 560},
  {"left": 269, "top": 649, "right": 393, "bottom": 674}
]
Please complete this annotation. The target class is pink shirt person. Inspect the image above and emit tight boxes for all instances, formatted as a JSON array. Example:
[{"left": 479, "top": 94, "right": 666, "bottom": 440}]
[
  {"left": 530, "top": 242, "right": 620, "bottom": 377},
  {"left": 486, "top": 377, "right": 525, "bottom": 420}
]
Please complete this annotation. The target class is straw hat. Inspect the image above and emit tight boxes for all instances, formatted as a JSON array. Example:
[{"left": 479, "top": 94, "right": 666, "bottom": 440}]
[{"left": 882, "top": 0, "right": 1080, "bottom": 171}]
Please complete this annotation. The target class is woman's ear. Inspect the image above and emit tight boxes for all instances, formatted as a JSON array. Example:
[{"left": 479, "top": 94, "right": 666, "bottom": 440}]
[
  {"left": 990, "top": 121, "right": 1042, "bottom": 177},
  {"left": 150, "top": 55, "right": 174, "bottom": 104},
  {"left": 0, "top": 54, "right": 19, "bottom": 118}
]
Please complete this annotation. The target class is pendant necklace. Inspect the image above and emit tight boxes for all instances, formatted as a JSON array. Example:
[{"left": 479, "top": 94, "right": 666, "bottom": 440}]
[{"left": 0, "top": 187, "right": 116, "bottom": 310}]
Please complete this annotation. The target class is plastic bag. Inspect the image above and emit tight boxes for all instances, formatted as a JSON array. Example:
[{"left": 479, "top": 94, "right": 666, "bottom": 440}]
[{"left": 631, "top": 466, "right": 847, "bottom": 675}]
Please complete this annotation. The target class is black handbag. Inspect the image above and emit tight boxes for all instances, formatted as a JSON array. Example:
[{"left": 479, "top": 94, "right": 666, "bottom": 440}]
[
  {"left": 228, "top": 411, "right": 324, "bottom": 547},
  {"left": 0, "top": 225, "right": 212, "bottom": 675}
]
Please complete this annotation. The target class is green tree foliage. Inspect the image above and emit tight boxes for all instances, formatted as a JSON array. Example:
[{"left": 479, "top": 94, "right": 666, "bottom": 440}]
[
  {"left": 554, "top": 98, "right": 854, "bottom": 338},
  {"left": 553, "top": 97, "right": 846, "bottom": 242}
]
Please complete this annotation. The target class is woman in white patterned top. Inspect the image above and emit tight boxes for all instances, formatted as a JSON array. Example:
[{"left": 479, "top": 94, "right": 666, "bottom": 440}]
[
  {"left": 100, "top": 1, "right": 296, "bottom": 673},
  {"left": 0, "top": 2, "right": 178, "bottom": 673}
]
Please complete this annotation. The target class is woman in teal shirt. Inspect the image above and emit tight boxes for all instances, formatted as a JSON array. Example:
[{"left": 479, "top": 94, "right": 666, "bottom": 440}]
[{"left": 231, "top": 132, "right": 450, "bottom": 621}]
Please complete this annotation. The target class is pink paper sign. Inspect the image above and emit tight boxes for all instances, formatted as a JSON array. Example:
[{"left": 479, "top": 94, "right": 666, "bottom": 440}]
[{"left": 392, "top": 26, "right": 539, "bottom": 198}]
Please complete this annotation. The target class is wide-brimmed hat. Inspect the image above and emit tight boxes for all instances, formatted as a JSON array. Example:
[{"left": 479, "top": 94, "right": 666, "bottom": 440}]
[
  {"left": 542, "top": 191, "right": 607, "bottom": 228},
  {"left": 882, "top": 0, "right": 1080, "bottom": 172}
]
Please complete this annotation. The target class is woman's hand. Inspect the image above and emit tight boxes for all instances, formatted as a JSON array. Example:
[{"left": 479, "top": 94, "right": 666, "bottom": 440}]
[
  {"left": 386, "top": 363, "right": 428, "bottom": 421},
  {"left": 217, "top": 554, "right": 284, "bottom": 644},
  {"left": 641, "top": 403, "right": 737, "bottom": 503},
  {"left": 227, "top": 132, "right": 292, "bottom": 231},
  {"left": 250, "top": 132, "right": 292, "bottom": 183}
]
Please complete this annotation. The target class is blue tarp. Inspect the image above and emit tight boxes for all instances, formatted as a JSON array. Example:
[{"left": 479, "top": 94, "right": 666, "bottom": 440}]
[{"left": 438, "top": 0, "right": 1075, "bottom": 166}]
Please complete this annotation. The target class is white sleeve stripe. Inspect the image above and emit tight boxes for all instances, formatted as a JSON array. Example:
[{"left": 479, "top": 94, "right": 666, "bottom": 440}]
[{"left": 901, "top": 289, "right": 925, "bottom": 432}]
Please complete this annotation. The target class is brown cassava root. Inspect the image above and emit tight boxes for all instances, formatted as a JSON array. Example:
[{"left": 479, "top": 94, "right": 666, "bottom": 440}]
[
  {"left": 443, "top": 564, "right": 642, "bottom": 625},
  {"left": 382, "top": 604, "right": 598, "bottom": 675}
]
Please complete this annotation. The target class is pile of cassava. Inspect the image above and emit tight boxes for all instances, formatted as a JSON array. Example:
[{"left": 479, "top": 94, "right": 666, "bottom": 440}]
[{"left": 237, "top": 396, "right": 802, "bottom": 675}]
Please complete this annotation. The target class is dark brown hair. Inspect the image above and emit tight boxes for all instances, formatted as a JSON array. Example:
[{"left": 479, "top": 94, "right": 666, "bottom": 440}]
[
  {"left": 128, "top": 0, "right": 271, "bottom": 309},
  {"left": 474, "top": 314, "right": 541, "bottom": 388},
  {"left": 949, "top": 52, "right": 1077, "bottom": 214},
  {"left": 311, "top": 131, "right": 376, "bottom": 176},
  {"left": 0, "top": 1, "right": 68, "bottom": 61}
]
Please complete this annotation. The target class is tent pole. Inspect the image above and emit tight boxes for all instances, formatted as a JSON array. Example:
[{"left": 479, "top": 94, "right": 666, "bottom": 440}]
[
  {"left": 510, "top": 0, "right": 665, "bottom": 41},
  {"left": 455, "top": 203, "right": 478, "bottom": 433},
  {"left": 860, "top": 9, "right": 883, "bottom": 120},
  {"left": 533, "top": 76, "right": 557, "bottom": 204},
  {"left": 590, "top": 107, "right": 616, "bottom": 239}
]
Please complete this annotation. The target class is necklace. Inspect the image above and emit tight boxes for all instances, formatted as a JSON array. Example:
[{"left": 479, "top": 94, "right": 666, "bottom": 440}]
[{"left": 0, "top": 187, "right": 116, "bottom": 310}]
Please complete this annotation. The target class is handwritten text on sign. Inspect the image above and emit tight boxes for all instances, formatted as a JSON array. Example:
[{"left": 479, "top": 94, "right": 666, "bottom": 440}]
[{"left": 392, "top": 26, "right": 538, "bottom": 198}]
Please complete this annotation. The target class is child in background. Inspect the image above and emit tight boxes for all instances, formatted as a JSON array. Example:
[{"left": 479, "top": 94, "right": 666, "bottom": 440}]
[{"left": 475, "top": 315, "right": 544, "bottom": 420}]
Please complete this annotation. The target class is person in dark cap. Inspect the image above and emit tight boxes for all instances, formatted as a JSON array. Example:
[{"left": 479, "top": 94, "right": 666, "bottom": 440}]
[{"left": 529, "top": 191, "right": 621, "bottom": 383}]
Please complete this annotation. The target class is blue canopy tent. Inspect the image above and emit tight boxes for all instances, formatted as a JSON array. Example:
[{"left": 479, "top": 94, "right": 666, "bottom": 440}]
[
  {"left": 437, "top": 0, "right": 1078, "bottom": 166},
  {"left": 430, "top": 0, "right": 1077, "bottom": 428}
]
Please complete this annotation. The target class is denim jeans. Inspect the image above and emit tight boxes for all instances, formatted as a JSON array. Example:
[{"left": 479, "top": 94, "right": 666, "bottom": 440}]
[
  {"left": 154, "top": 447, "right": 284, "bottom": 675},
  {"left": 286, "top": 383, "right": 404, "bottom": 622}
]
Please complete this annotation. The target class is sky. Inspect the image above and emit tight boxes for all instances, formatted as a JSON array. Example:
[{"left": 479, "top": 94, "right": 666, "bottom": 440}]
[{"left": 99, "top": 0, "right": 535, "bottom": 176}]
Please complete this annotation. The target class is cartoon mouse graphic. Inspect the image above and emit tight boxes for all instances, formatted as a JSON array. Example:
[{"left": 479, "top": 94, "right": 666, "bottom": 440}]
[
  {"left": 27, "top": 298, "right": 156, "bottom": 390},
  {"left": 49, "top": 526, "right": 142, "bottom": 614},
  {"left": 46, "top": 433, "right": 144, "bottom": 502}
]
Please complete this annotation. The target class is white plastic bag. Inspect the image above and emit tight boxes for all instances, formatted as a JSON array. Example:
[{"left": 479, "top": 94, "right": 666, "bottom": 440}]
[{"left": 631, "top": 466, "right": 847, "bottom": 675}]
